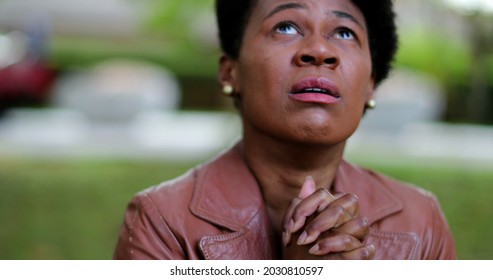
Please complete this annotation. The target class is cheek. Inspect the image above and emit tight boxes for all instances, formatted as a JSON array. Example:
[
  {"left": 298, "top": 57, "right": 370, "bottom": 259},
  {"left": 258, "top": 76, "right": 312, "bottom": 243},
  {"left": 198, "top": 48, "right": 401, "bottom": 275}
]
[
  {"left": 344, "top": 57, "right": 373, "bottom": 98},
  {"left": 238, "top": 51, "right": 288, "bottom": 101}
]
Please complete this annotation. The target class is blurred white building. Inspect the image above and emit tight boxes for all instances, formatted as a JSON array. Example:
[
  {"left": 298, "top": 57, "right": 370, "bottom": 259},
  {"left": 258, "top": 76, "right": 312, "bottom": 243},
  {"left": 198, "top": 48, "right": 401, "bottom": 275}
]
[{"left": 0, "top": 0, "right": 144, "bottom": 38}]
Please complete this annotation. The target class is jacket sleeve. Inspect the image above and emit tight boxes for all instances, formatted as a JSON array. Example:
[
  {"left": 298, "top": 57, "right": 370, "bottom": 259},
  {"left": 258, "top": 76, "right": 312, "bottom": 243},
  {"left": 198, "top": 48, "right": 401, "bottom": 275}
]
[
  {"left": 426, "top": 193, "right": 456, "bottom": 260},
  {"left": 113, "top": 192, "right": 186, "bottom": 260}
]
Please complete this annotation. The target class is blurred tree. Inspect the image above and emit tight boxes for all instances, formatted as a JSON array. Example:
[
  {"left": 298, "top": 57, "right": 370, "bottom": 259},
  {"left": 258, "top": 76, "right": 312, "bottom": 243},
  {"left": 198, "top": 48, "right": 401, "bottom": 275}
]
[
  {"left": 396, "top": 1, "right": 493, "bottom": 124},
  {"left": 48, "top": 0, "right": 219, "bottom": 77},
  {"left": 145, "top": 0, "right": 216, "bottom": 48},
  {"left": 142, "top": 0, "right": 222, "bottom": 110},
  {"left": 439, "top": 0, "right": 493, "bottom": 124},
  {"left": 467, "top": 12, "right": 493, "bottom": 123},
  {"left": 395, "top": 31, "right": 471, "bottom": 86}
]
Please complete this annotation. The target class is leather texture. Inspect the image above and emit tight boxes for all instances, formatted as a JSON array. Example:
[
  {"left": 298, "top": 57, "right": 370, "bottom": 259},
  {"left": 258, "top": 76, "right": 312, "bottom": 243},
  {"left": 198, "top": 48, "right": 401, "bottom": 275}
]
[{"left": 113, "top": 144, "right": 456, "bottom": 260}]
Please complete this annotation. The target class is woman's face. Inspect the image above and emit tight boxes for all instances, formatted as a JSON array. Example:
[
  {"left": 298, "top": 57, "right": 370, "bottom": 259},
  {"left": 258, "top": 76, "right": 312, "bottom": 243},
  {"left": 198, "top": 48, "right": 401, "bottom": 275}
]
[{"left": 222, "top": 0, "right": 374, "bottom": 146}]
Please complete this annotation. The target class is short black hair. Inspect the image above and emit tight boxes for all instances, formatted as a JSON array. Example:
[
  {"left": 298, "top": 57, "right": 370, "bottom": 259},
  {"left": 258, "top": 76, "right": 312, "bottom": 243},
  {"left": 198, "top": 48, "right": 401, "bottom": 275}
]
[{"left": 215, "top": 0, "right": 398, "bottom": 86}]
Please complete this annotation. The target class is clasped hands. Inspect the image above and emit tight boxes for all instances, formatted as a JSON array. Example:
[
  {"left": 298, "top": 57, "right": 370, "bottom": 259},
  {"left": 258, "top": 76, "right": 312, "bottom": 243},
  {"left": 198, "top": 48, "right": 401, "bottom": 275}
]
[{"left": 282, "top": 176, "right": 375, "bottom": 260}]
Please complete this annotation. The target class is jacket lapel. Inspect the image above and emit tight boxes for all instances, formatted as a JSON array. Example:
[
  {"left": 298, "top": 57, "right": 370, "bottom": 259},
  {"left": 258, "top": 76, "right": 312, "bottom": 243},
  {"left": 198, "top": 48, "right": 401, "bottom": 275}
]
[
  {"left": 334, "top": 161, "right": 404, "bottom": 224},
  {"left": 334, "top": 161, "right": 419, "bottom": 259},
  {"left": 189, "top": 146, "right": 277, "bottom": 259}
]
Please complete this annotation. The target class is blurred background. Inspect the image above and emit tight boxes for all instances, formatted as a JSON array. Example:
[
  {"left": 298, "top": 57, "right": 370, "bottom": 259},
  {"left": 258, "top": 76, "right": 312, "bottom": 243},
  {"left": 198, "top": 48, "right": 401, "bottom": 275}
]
[{"left": 0, "top": 0, "right": 492, "bottom": 259}]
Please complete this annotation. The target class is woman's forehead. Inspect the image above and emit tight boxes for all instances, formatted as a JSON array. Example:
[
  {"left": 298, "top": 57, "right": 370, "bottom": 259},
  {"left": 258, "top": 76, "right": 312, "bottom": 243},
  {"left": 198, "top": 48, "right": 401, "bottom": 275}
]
[{"left": 250, "top": 0, "right": 366, "bottom": 27}]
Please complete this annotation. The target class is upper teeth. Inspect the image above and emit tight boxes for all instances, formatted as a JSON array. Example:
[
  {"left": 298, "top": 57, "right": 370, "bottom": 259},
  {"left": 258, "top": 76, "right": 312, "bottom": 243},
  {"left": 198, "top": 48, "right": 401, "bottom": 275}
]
[{"left": 306, "top": 88, "right": 327, "bottom": 93}]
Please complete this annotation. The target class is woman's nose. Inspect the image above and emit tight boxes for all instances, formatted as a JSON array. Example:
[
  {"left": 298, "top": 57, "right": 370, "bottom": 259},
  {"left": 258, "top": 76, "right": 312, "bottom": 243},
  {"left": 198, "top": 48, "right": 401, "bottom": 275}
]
[{"left": 294, "top": 35, "right": 339, "bottom": 68}]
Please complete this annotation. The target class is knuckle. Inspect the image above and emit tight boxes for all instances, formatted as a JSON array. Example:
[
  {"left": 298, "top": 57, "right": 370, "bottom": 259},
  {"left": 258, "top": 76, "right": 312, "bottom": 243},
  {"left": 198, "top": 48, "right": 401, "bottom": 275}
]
[
  {"left": 292, "top": 206, "right": 308, "bottom": 218},
  {"left": 317, "top": 240, "right": 330, "bottom": 252},
  {"left": 315, "top": 188, "right": 327, "bottom": 195},
  {"left": 343, "top": 235, "right": 354, "bottom": 247},
  {"left": 307, "top": 219, "right": 324, "bottom": 233},
  {"left": 358, "top": 216, "right": 370, "bottom": 228},
  {"left": 334, "top": 205, "right": 346, "bottom": 216},
  {"left": 345, "top": 193, "right": 359, "bottom": 204},
  {"left": 315, "top": 188, "right": 331, "bottom": 203}
]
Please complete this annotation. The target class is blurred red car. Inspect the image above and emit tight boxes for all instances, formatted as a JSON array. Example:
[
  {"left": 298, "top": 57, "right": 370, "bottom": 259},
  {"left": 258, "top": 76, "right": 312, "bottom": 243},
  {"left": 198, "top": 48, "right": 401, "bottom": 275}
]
[{"left": 0, "top": 59, "right": 56, "bottom": 112}]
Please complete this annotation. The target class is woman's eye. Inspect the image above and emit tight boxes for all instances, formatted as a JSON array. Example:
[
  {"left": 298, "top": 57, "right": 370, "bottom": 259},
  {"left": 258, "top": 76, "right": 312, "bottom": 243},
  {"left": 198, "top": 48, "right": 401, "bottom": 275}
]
[
  {"left": 335, "top": 29, "right": 355, "bottom": 40},
  {"left": 275, "top": 23, "right": 299, "bottom": 35}
]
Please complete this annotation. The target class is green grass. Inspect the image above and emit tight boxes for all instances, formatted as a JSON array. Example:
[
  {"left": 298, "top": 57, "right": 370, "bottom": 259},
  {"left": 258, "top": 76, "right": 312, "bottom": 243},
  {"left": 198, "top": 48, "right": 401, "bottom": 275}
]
[
  {"left": 0, "top": 157, "right": 200, "bottom": 260},
  {"left": 354, "top": 158, "right": 493, "bottom": 260},
  {"left": 0, "top": 156, "right": 492, "bottom": 259}
]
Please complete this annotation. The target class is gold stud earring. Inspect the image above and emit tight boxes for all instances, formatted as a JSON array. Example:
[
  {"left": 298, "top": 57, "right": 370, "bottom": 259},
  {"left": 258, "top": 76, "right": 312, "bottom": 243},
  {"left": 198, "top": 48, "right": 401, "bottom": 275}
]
[
  {"left": 222, "top": 84, "right": 234, "bottom": 96},
  {"left": 366, "top": 99, "right": 377, "bottom": 109}
]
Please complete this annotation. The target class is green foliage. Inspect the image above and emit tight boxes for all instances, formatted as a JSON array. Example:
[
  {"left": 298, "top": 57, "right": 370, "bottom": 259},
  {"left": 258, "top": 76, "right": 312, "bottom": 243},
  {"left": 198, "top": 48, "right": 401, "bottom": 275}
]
[
  {"left": 395, "top": 29, "right": 473, "bottom": 86},
  {"left": 0, "top": 156, "right": 492, "bottom": 259},
  {"left": 49, "top": 0, "right": 220, "bottom": 77},
  {"left": 50, "top": 36, "right": 218, "bottom": 78},
  {"left": 487, "top": 55, "right": 493, "bottom": 81},
  {"left": 145, "top": 0, "right": 215, "bottom": 41}
]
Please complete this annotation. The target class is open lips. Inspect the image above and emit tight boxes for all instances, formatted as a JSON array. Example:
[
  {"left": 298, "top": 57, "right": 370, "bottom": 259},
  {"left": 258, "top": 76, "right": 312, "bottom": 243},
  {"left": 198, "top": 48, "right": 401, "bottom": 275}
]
[
  {"left": 290, "top": 78, "right": 341, "bottom": 98},
  {"left": 291, "top": 87, "right": 340, "bottom": 98},
  {"left": 289, "top": 78, "right": 341, "bottom": 104}
]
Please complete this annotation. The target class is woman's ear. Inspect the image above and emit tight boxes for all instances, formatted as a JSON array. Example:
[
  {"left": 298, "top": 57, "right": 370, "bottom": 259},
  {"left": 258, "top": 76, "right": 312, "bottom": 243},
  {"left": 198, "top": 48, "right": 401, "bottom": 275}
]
[
  {"left": 218, "top": 54, "right": 239, "bottom": 92},
  {"left": 362, "top": 76, "right": 376, "bottom": 113},
  {"left": 365, "top": 75, "right": 376, "bottom": 103}
]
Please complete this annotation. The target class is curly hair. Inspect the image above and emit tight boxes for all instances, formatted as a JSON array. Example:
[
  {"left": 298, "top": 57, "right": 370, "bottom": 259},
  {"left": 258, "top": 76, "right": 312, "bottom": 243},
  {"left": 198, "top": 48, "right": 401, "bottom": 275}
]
[{"left": 215, "top": 0, "right": 398, "bottom": 86}]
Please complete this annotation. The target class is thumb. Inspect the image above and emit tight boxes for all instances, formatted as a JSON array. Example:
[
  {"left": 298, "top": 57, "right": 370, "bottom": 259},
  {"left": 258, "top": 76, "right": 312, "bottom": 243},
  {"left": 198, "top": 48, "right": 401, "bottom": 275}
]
[{"left": 298, "top": 176, "right": 317, "bottom": 199}]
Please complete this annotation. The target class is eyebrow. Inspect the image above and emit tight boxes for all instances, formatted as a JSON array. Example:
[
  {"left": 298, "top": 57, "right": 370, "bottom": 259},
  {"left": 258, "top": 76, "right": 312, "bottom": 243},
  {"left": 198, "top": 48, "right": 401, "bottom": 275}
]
[
  {"left": 264, "top": 3, "right": 364, "bottom": 28},
  {"left": 264, "top": 3, "right": 306, "bottom": 20},
  {"left": 333, "top": 10, "right": 363, "bottom": 28}
]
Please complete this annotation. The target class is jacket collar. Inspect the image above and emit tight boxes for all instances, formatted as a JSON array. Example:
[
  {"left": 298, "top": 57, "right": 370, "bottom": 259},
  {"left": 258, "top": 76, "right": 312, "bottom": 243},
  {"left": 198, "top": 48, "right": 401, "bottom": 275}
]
[
  {"left": 190, "top": 145, "right": 263, "bottom": 232},
  {"left": 333, "top": 161, "right": 404, "bottom": 224}
]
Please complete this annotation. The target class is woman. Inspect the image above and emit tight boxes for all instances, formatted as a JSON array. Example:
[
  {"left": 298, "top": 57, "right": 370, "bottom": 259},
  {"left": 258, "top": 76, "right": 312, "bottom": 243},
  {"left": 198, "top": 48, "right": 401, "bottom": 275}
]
[{"left": 114, "top": 0, "right": 456, "bottom": 260}]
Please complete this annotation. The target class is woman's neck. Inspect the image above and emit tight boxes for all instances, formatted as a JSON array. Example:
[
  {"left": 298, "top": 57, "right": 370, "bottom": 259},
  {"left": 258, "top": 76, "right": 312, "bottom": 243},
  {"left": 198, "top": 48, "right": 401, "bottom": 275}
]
[{"left": 237, "top": 134, "right": 346, "bottom": 233}]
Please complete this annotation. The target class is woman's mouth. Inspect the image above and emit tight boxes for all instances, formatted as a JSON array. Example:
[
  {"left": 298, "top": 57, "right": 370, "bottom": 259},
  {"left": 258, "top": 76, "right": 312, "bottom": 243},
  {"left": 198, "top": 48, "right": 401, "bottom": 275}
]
[{"left": 289, "top": 78, "right": 341, "bottom": 104}]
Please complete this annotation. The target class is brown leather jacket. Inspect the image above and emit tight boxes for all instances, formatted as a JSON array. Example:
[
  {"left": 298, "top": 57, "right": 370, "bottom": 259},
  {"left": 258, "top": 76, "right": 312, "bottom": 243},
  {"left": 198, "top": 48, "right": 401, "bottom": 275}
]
[{"left": 113, "top": 145, "right": 456, "bottom": 260}]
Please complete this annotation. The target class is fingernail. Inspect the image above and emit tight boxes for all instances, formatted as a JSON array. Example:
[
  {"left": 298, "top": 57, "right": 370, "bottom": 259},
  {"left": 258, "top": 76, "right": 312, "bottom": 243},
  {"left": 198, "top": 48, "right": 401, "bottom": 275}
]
[
  {"left": 297, "top": 231, "right": 308, "bottom": 245},
  {"left": 305, "top": 175, "right": 314, "bottom": 182},
  {"left": 362, "top": 245, "right": 375, "bottom": 260},
  {"left": 282, "top": 231, "right": 290, "bottom": 247},
  {"left": 368, "top": 244, "right": 376, "bottom": 253},
  {"left": 304, "top": 234, "right": 318, "bottom": 245},
  {"left": 361, "top": 249, "right": 370, "bottom": 259},
  {"left": 309, "top": 244, "right": 320, "bottom": 255},
  {"left": 361, "top": 217, "right": 370, "bottom": 230},
  {"left": 288, "top": 219, "right": 295, "bottom": 232}
]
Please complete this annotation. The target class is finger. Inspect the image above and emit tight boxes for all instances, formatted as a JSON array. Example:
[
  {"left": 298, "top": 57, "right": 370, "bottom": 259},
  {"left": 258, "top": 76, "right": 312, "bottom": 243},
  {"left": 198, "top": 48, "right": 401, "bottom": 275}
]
[
  {"left": 298, "top": 176, "right": 317, "bottom": 199},
  {"left": 326, "top": 193, "right": 360, "bottom": 217},
  {"left": 308, "top": 234, "right": 363, "bottom": 256},
  {"left": 290, "top": 188, "right": 336, "bottom": 235},
  {"left": 315, "top": 188, "right": 336, "bottom": 213},
  {"left": 282, "top": 197, "right": 302, "bottom": 246},
  {"left": 337, "top": 244, "right": 376, "bottom": 260},
  {"left": 297, "top": 204, "right": 352, "bottom": 245},
  {"left": 283, "top": 176, "right": 318, "bottom": 231},
  {"left": 282, "top": 177, "right": 333, "bottom": 247},
  {"left": 331, "top": 216, "right": 370, "bottom": 241},
  {"left": 283, "top": 196, "right": 303, "bottom": 230}
]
